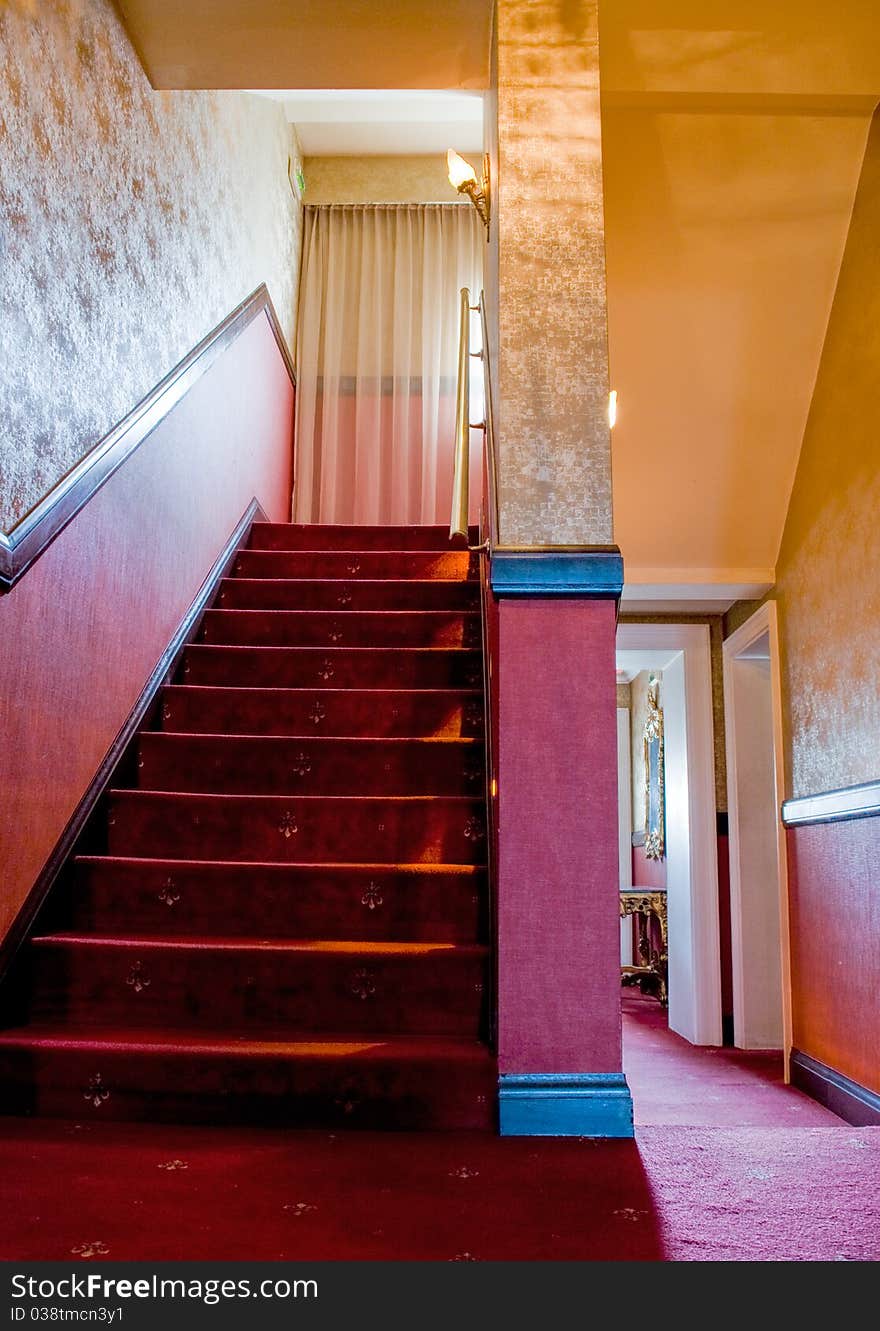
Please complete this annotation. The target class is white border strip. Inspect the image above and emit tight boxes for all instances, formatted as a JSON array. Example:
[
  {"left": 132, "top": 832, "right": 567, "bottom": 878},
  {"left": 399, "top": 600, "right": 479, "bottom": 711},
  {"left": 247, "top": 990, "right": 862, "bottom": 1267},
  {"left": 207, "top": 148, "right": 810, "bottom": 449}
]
[{"left": 782, "top": 779, "right": 880, "bottom": 827}]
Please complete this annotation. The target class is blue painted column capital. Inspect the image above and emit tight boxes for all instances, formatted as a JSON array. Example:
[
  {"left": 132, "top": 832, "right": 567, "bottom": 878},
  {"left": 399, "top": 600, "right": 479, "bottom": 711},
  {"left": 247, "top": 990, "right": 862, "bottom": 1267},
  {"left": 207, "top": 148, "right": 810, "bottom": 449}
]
[{"left": 488, "top": 546, "right": 624, "bottom": 599}]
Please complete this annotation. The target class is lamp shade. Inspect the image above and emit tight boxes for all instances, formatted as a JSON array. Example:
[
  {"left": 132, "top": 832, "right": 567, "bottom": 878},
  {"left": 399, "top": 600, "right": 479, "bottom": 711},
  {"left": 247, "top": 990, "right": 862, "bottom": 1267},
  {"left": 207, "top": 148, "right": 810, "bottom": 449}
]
[{"left": 447, "top": 149, "right": 478, "bottom": 189}]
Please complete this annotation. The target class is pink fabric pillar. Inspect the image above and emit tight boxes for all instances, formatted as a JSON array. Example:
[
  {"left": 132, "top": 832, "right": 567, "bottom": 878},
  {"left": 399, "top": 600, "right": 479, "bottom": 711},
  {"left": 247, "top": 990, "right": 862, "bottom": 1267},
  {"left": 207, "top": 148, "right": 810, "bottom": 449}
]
[{"left": 495, "top": 597, "right": 623, "bottom": 1078}]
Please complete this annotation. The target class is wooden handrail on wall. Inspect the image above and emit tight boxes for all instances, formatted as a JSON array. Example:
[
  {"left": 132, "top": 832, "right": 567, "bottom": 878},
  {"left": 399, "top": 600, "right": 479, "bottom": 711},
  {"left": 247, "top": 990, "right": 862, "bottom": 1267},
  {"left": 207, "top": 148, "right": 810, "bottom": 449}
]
[{"left": 0, "top": 285, "right": 295, "bottom": 590}]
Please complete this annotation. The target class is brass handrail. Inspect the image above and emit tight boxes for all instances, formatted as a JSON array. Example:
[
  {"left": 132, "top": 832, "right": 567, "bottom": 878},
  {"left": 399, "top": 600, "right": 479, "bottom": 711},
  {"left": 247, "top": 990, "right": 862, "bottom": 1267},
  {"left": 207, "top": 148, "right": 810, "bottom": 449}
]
[
  {"left": 450, "top": 287, "right": 497, "bottom": 548},
  {"left": 478, "top": 291, "right": 499, "bottom": 550},
  {"left": 449, "top": 288, "right": 473, "bottom": 542}
]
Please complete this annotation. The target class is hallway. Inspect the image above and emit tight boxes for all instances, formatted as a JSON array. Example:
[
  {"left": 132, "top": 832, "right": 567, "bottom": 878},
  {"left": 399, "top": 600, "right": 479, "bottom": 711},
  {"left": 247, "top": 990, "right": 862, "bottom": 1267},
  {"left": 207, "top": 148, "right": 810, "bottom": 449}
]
[{"left": 623, "top": 993, "right": 840, "bottom": 1128}]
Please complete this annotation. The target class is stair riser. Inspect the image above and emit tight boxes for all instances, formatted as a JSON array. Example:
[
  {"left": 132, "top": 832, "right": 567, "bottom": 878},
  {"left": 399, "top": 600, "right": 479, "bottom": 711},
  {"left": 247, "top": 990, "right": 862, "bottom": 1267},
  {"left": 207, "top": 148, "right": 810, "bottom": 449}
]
[
  {"left": 70, "top": 861, "right": 486, "bottom": 942},
  {"left": 138, "top": 735, "right": 486, "bottom": 797},
  {"left": 181, "top": 646, "right": 483, "bottom": 690},
  {"left": 217, "top": 580, "right": 479, "bottom": 612},
  {"left": 248, "top": 524, "right": 476, "bottom": 552},
  {"left": 26, "top": 945, "right": 488, "bottom": 1036},
  {"left": 199, "top": 610, "right": 480, "bottom": 649},
  {"left": 233, "top": 551, "right": 477, "bottom": 580},
  {"left": 160, "top": 688, "right": 484, "bottom": 739},
  {"left": 107, "top": 795, "right": 489, "bottom": 864},
  {"left": 0, "top": 1046, "right": 495, "bottom": 1129}
]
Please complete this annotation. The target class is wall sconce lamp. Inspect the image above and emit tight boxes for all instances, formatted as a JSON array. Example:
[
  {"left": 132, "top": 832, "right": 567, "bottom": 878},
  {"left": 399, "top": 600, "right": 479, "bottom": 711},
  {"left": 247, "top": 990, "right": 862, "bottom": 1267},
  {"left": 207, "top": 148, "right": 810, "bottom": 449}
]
[{"left": 447, "top": 149, "right": 491, "bottom": 236}]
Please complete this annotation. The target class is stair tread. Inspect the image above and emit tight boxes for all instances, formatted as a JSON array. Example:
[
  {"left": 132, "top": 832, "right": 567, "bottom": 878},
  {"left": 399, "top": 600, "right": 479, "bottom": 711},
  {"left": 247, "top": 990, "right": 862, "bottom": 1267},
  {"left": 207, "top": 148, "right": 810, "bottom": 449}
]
[
  {"left": 223, "top": 578, "right": 475, "bottom": 588},
  {"left": 234, "top": 550, "right": 476, "bottom": 569},
  {"left": 186, "top": 645, "right": 479, "bottom": 653},
  {"left": 205, "top": 608, "right": 479, "bottom": 615},
  {"left": 164, "top": 684, "right": 482, "bottom": 695},
  {"left": 30, "top": 934, "right": 489, "bottom": 956},
  {"left": 140, "top": 732, "right": 482, "bottom": 744},
  {"left": 73, "top": 855, "right": 483, "bottom": 874},
  {"left": 111, "top": 790, "right": 483, "bottom": 804},
  {"left": 0, "top": 1025, "right": 492, "bottom": 1059}
]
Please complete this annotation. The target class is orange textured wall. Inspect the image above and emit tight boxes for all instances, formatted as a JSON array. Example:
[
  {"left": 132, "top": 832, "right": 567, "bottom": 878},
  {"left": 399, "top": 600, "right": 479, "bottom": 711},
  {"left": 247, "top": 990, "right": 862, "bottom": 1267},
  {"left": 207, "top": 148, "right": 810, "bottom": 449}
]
[
  {"left": 774, "top": 108, "right": 880, "bottom": 1093},
  {"left": 787, "top": 820, "right": 880, "bottom": 1095},
  {"left": 775, "top": 108, "right": 880, "bottom": 802},
  {"left": 0, "top": 315, "right": 293, "bottom": 948}
]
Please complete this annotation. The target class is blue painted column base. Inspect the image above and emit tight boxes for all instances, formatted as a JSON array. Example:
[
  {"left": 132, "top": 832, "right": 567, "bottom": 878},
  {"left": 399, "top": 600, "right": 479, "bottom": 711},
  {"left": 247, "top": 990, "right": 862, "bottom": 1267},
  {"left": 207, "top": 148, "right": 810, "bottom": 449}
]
[{"left": 498, "top": 1073, "right": 634, "bottom": 1138}]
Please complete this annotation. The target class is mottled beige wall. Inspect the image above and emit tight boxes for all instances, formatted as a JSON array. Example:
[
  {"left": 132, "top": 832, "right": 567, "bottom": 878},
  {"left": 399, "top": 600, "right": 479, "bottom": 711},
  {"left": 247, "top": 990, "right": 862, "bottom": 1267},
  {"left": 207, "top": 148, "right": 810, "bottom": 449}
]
[
  {"left": 615, "top": 681, "right": 631, "bottom": 709},
  {"left": 774, "top": 108, "right": 880, "bottom": 800},
  {"left": 0, "top": 0, "right": 302, "bottom": 531},
  {"left": 303, "top": 156, "right": 466, "bottom": 205},
  {"left": 490, "top": 0, "right": 612, "bottom": 547}
]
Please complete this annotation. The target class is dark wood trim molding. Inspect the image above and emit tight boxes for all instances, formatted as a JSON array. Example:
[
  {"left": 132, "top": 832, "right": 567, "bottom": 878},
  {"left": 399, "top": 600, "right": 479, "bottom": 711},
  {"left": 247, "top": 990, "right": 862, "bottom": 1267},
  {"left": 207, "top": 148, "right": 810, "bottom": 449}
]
[
  {"left": 791, "top": 1050, "right": 880, "bottom": 1127},
  {"left": 489, "top": 547, "right": 624, "bottom": 599},
  {"left": 0, "top": 286, "right": 293, "bottom": 589},
  {"left": 782, "top": 779, "right": 880, "bottom": 828},
  {"left": 0, "top": 499, "right": 264, "bottom": 981}
]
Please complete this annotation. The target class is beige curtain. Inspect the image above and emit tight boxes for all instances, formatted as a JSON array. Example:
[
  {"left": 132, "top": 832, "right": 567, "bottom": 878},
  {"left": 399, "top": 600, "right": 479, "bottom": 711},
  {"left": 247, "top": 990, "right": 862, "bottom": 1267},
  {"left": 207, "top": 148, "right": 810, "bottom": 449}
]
[{"left": 293, "top": 204, "right": 484, "bottom": 525}]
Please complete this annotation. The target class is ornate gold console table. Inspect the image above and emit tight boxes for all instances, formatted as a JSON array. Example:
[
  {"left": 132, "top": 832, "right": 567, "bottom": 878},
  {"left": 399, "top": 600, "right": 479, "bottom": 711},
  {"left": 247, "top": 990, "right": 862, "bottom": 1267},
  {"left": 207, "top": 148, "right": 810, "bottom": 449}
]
[{"left": 620, "top": 887, "right": 668, "bottom": 1006}]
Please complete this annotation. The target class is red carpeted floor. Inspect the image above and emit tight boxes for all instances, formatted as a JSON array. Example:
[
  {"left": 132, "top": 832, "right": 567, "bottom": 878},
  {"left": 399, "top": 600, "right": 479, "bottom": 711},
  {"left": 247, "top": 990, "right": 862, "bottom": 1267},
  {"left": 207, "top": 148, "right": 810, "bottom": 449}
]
[
  {"left": 1, "top": 987, "right": 875, "bottom": 1261},
  {"left": 622, "top": 991, "right": 840, "bottom": 1127},
  {"left": 0, "top": 1116, "right": 878, "bottom": 1261}
]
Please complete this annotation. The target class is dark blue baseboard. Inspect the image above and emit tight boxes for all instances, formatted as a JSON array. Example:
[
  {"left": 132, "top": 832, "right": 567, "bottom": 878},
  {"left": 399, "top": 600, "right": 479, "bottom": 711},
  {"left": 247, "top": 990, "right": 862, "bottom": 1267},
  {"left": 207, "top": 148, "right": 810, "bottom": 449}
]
[
  {"left": 791, "top": 1050, "right": 880, "bottom": 1127},
  {"left": 498, "top": 1072, "right": 634, "bottom": 1138}
]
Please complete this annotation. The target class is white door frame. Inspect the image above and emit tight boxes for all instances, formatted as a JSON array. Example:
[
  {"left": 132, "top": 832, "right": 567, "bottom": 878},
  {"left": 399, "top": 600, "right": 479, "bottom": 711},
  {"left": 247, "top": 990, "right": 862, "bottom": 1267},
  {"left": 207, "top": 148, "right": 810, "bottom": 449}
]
[
  {"left": 722, "top": 602, "right": 792, "bottom": 1077},
  {"left": 617, "top": 707, "right": 634, "bottom": 963},
  {"left": 616, "top": 623, "right": 722, "bottom": 1045}
]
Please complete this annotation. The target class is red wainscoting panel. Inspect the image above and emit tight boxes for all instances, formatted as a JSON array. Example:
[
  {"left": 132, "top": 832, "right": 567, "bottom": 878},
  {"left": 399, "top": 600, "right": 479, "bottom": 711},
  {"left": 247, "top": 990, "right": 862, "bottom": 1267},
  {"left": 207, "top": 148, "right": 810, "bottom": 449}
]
[
  {"left": 495, "top": 597, "right": 621, "bottom": 1074},
  {"left": 0, "top": 314, "right": 293, "bottom": 947},
  {"left": 787, "top": 817, "right": 880, "bottom": 1095},
  {"left": 716, "top": 829, "right": 734, "bottom": 1030},
  {"left": 631, "top": 845, "right": 666, "bottom": 889}
]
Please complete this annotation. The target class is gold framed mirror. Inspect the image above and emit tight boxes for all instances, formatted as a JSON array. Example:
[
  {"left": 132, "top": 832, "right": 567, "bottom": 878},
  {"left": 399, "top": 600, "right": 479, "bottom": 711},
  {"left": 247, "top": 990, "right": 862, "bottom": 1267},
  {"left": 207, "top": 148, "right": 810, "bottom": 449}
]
[{"left": 644, "top": 676, "right": 665, "bottom": 860}]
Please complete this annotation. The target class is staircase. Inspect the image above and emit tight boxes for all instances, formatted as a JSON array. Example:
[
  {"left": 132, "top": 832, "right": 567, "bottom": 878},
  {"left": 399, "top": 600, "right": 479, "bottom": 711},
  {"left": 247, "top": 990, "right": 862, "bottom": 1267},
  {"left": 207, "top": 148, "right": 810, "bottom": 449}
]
[{"left": 0, "top": 524, "right": 495, "bottom": 1129}]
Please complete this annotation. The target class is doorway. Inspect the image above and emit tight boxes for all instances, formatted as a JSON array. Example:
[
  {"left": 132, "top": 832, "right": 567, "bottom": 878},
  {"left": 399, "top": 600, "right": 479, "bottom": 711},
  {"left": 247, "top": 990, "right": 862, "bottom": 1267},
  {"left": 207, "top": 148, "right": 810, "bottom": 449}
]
[
  {"left": 616, "top": 624, "right": 722, "bottom": 1048},
  {"left": 722, "top": 603, "right": 791, "bottom": 1071}
]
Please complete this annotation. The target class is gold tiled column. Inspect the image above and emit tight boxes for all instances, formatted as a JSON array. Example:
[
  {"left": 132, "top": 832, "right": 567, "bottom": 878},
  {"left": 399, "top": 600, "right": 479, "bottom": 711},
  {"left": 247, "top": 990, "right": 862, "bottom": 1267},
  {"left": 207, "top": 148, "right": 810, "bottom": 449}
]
[{"left": 485, "top": 0, "right": 612, "bottom": 547}]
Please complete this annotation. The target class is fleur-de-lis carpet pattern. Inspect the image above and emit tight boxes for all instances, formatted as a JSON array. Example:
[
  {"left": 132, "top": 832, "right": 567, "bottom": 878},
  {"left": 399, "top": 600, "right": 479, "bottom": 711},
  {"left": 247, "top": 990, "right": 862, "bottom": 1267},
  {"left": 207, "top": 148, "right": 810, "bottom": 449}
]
[{"left": 0, "top": 524, "right": 493, "bottom": 1129}]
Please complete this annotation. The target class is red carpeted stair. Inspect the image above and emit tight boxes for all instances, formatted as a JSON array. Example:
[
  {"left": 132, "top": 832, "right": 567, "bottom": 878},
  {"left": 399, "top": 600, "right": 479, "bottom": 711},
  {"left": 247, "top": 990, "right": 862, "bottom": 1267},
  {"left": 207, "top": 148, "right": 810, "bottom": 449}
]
[{"left": 0, "top": 524, "right": 495, "bottom": 1129}]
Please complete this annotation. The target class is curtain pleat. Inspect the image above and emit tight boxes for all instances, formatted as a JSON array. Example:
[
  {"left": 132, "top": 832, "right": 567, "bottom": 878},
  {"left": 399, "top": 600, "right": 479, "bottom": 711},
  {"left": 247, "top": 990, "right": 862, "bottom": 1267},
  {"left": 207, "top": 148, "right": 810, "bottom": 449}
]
[{"left": 293, "top": 204, "right": 484, "bottom": 525}]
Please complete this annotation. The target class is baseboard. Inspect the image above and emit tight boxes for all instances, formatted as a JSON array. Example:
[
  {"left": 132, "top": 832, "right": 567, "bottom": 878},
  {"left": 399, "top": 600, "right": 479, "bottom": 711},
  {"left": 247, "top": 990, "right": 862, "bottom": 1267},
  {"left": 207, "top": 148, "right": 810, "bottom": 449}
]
[
  {"left": 0, "top": 498, "right": 264, "bottom": 980},
  {"left": 498, "top": 1073, "right": 634, "bottom": 1138},
  {"left": 790, "top": 1050, "right": 880, "bottom": 1127}
]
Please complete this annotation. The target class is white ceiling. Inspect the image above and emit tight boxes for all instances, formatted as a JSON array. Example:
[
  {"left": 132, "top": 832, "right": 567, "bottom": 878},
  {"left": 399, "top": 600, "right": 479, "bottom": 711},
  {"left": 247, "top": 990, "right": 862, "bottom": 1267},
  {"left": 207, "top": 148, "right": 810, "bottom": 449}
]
[
  {"left": 616, "top": 647, "right": 680, "bottom": 681},
  {"left": 251, "top": 89, "right": 484, "bottom": 155}
]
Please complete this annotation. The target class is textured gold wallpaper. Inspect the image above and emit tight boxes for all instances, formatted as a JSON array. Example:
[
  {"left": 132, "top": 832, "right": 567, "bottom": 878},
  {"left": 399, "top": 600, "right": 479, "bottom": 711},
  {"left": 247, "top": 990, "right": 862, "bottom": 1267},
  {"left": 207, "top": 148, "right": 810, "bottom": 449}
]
[
  {"left": 492, "top": 0, "right": 613, "bottom": 547},
  {"left": 775, "top": 112, "right": 880, "bottom": 800},
  {"left": 302, "top": 156, "right": 467, "bottom": 206},
  {"left": 0, "top": 0, "right": 302, "bottom": 531}
]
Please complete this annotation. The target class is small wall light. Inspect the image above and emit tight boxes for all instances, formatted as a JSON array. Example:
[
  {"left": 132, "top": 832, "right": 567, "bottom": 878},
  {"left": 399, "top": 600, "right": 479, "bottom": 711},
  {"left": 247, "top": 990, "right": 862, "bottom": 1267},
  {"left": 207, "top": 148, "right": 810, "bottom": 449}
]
[
  {"left": 447, "top": 149, "right": 491, "bottom": 236},
  {"left": 608, "top": 389, "right": 618, "bottom": 429}
]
